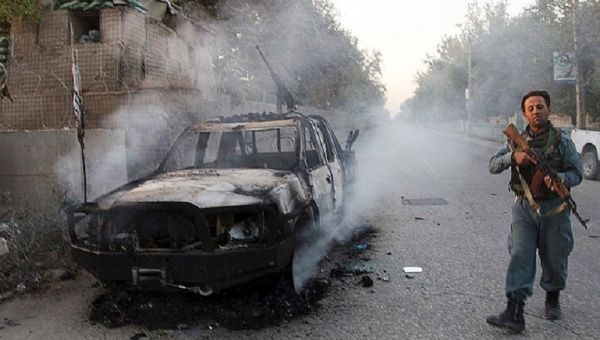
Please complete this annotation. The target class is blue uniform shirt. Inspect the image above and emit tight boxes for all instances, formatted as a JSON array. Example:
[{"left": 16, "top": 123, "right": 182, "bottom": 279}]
[{"left": 489, "top": 128, "right": 583, "bottom": 189}]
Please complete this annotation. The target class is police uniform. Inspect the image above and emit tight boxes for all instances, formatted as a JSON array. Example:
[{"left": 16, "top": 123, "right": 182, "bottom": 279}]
[{"left": 489, "top": 121, "right": 583, "bottom": 300}]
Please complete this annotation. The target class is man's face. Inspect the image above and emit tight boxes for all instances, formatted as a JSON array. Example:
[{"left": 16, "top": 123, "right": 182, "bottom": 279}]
[{"left": 523, "top": 96, "right": 550, "bottom": 130}]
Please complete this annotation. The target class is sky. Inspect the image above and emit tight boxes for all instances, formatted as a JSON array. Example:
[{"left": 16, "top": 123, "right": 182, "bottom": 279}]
[{"left": 330, "top": 0, "right": 536, "bottom": 113}]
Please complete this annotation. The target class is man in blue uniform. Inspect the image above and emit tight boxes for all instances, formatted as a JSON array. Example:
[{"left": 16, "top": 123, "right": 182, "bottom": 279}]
[{"left": 487, "top": 90, "right": 583, "bottom": 333}]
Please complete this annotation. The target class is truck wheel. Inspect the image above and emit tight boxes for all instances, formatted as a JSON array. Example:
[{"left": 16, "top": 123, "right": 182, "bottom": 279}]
[
  {"left": 294, "top": 206, "right": 319, "bottom": 246},
  {"left": 582, "top": 150, "right": 600, "bottom": 180},
  {"left": 283, "top": 206, "right": 319, "bottom": 292}
]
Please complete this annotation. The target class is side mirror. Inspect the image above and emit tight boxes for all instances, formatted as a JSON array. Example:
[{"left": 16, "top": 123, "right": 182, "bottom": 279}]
[{"left": 345, "top": 129, "right": 360, "bottom": 151}]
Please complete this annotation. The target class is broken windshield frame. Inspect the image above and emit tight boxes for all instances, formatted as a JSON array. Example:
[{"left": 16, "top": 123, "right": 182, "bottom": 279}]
[{"left": 158, "top": 122, "right": 301, "bottom": 173}]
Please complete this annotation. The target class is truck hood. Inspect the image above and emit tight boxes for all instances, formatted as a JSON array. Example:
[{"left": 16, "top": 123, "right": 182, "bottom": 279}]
[{"left": 101, "top": 168, "right": 310, "bottom": 214}]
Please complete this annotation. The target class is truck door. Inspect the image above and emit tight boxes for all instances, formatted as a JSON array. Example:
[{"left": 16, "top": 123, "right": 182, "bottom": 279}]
[
  {"left": 314, "top": 120, "right": 344, "bottom": 212},
  {"left": 303, "top": 122, "right": 335, "bottom": 214}
]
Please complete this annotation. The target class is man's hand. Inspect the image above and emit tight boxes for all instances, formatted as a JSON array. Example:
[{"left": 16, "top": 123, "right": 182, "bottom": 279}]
[
  {"left": 544, "top": 175, "right": 563, "bottom": 193},
  {"left": 512, "top": 151, "right": 537, "bottom": 166}
]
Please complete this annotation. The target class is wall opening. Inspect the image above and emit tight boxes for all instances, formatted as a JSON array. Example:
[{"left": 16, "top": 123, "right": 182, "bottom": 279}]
[{"left": 70, "top": 11, "right": 101, "bottom": 44}]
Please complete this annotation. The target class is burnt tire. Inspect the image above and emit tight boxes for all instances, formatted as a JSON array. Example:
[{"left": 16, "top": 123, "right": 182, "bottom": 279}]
[
  {"left": 283, "top": 206, "right": 319, "bottom": 292},
  {"left": 294, "top": 206, "right": 319, "bottom": 247},
  {"left": 582, "top": 150, "right": 600, "bottom": 180}
]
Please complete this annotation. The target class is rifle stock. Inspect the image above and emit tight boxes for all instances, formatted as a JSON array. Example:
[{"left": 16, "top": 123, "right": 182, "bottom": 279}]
[{"left": 503, "top": 124, "right": 530, "bottom": 152}]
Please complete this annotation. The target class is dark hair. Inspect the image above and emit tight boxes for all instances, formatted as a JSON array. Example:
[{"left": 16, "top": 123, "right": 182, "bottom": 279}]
[{"left": 521, "top": 90, "right": 551, "bottom": 112}]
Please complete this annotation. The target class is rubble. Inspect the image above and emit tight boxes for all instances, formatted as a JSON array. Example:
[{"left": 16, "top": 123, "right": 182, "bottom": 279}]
[
  {"left": 130, "top": 331, "right": 147, "bottom": 340},
  {"left": 403, "top": 266, "right": 422, "bottom": 279},
  {"left": 0, "top": 237, "right": 7, "bottom": 256},
  {"left": 360, "top": 275, "right": 374, "bottom": 288},
  {"left": 90, "top": 277, "right": 328, "bottom": 330},
  {"left": 46, "top": 268, "right": 75, "bottom": 281},
  {"left": 352, "top": 243, "right": 368, "bottom": 251}
]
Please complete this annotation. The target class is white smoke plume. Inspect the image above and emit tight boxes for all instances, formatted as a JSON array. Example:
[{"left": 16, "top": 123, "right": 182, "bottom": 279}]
[{"left": 292, "top": 120, "right": 401, "bottom": 291}]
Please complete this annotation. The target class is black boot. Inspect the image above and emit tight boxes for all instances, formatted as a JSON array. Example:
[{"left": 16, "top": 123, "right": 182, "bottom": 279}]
[
  {"left": 486, "top": 298, "right": 525, "bottom": 333},
  {"left": 545, "top": 291, "right": 561, "bottom": 320}
]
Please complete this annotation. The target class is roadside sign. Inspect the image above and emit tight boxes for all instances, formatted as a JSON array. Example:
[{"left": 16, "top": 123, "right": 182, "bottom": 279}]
[{"left": 553, "top": 52, "right": 577, "bottom": 84}]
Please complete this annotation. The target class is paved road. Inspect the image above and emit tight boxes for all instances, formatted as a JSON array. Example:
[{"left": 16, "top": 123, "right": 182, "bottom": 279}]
[{"left": 1, "top": 123, "right": 599, "bottom": 339}]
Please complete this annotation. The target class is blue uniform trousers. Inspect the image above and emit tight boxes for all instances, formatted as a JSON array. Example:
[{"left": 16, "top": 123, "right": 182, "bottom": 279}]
[{"left": 505, "top": 197, "right": 574, "bottom": 300}]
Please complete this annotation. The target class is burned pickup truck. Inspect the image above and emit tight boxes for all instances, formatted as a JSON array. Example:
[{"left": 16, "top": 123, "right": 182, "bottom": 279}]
[{"left": 68, "top": 113, "right": 358, "bottom": 294}]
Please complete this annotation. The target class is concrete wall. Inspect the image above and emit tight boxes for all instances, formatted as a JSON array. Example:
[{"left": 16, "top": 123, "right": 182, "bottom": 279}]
[
  {"left": 466, "top": 113, "right": 574, "bottom": 143},
  {"left": 468, "top": 123, "right": 506, "bottom": 143},
  {"left": 0, "top": 129, "right": 127, "bottom": 212}
]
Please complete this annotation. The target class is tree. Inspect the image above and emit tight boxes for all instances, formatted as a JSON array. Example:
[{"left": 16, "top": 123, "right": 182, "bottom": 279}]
[
  {"left": 403, "top": 0, "right": 600, "bottom": 123},
  {"left": 179, "top": 0, "right": 385, "bottom": 115},
  {"left": 0, "top": 0, "right": 40, "bottom": 24}
]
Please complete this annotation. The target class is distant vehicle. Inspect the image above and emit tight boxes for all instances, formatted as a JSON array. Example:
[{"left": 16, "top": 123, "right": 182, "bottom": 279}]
[
  {"left": 571, "top": 128, "right": 600, "bottom": 180},
  {"left": 67, "top": 112, "right": 358, "bottom": 295}
]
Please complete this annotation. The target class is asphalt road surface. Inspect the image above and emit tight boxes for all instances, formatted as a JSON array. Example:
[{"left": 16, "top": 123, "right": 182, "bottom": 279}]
[{"left": 1, "top": 122, "right": 599, "bottom": 339}]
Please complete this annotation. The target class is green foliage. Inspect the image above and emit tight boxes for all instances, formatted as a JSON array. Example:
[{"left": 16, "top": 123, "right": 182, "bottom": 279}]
[
  {"left": 0, "top": 0, "right": 40, "bottom": 24},
  {"left": 404, "top": 0, "right": 600, "bottom": 123}
]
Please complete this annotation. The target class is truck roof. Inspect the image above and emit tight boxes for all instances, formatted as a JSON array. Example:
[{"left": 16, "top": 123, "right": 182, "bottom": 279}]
[{"left": 191, "top": 118, "right": 297, "bottom": 132}]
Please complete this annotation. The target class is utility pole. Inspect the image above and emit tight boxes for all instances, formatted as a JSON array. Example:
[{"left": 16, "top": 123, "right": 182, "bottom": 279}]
[
  {"left": 465, "top": 48, "right": 472, "bottom": 134},
  {"left": 573, "top": 0, "right": 586, "bottom": 128}
]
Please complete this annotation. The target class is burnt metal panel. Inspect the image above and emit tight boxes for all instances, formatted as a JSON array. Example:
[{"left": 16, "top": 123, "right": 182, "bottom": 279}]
[
  {"left": 71, "top": 236, "right": 294, "bottom": 292},
  {"left": 192, "top": 119, "right": 297, "bottom": 132}
]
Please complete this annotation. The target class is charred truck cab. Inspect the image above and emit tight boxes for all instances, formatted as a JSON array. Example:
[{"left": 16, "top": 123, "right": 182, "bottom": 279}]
[{"left": 67, "top": 113, "right": 358, "bottom": 294}]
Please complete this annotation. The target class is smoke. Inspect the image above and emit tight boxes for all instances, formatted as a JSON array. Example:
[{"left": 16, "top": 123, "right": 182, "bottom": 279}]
[
  {"left": 292, "top": 119, "right": 406, "bottom": 291},
  {"left": 52, "top": 99, "right": 181, "bottom": 202}
]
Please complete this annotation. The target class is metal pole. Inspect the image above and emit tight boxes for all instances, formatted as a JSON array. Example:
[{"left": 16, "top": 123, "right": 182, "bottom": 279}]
[
  {"left": 573, "top": 0, "right": 586, "bottom": 129},
  {"left": 466, "top": 48, "right": 472, "bottom": 134},
  {"left": 70, "top": 23, "right": 87, "bottom": 203}
]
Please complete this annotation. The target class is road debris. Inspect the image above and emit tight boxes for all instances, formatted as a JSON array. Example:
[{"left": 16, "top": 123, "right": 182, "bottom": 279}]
[
  {"left": 330, "top": 263, "right": 374, "bottom": 278},
  {"left": 402, "top": 198, "right": 449, "bottom": 206},
  {"left": 403, "top": 267, "right": 423, "bottom": 273},
  {"left": 130, "top": 331, "right": 147, "bottom": 340},
  {"left": 47, "top": 269, "right": 75, "bottom": 281},
  {"left": 360, "top": 275, "right": 374, "bottom": 287},
  {"left": 0, "top": 237, "right": 7, "bottom": 256},
  {"left": 414, "top": 216, "right": 425, "bottom": 220},
  {"left": 90, "top": 277, "right": 328, "bottom": 330},
  {"left": 403, "top": 266, "right": 422, "bottom": 279},
  {"left": 352, "top": 243, "right": 368, "bottom": 251}
]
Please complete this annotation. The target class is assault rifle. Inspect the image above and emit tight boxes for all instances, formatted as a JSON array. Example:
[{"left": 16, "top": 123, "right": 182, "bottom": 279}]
[
  {"left": 255, "top": 45, "right": 297, "bottom": 113},
  {"left": 503, "top": 123, "right": 589, "bottom": 229}
]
